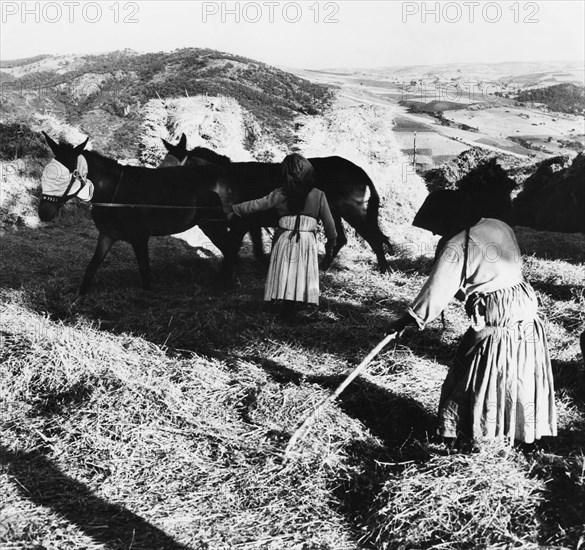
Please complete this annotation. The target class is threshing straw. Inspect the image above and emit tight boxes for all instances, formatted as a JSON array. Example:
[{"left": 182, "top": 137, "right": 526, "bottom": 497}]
[{"left": 284, "top": 331, "right": 398, "bottom": 459}]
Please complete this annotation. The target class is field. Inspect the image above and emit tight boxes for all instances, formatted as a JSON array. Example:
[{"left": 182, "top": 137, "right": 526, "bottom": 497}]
[{"left": 293, "top": 62, "right": 585, "bottom": 167}]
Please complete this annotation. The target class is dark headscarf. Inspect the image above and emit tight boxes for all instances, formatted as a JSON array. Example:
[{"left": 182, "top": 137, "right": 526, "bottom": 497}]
[
  {"left": 413, "top": 189, "right": 482, "bottom": 263},
  {"left": 413, "top": 189, "right": 481, "bottom": 238},
  {"left": 281, "top": 153, "right": 315, "bottom": 214}
]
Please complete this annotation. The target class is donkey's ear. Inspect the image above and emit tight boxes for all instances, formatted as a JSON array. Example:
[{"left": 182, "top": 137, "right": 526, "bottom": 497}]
[
  {"left": 42, "top": 131, "right": 60, "bottom": 155},
  {"left": 161, "top": 138, "right": 172, "bottom": 152},
  {"left": 178, "top": 133, "right": 187, "bottom": 149},
  {"left": 74, "top": 136, "right": 90, "bottom": 154}
]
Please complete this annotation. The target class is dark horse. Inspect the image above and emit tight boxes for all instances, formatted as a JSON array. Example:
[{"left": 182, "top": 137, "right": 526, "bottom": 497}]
[
  {"left": 161, "top": 135, "right": 393, "bottom": 272},
  {"left": 39, "top": 133, "right": 238, "bottom": 294}
]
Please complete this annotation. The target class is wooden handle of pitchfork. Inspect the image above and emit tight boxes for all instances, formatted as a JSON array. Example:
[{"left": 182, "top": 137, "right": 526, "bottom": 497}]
[{"left": 283, "top": 331, "right": 398, "bottom": 459}]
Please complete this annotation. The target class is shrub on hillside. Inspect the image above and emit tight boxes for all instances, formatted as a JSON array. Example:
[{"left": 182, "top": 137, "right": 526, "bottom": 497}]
[{"left": 0, "top": 123, "right": 50, "bottom": 162}]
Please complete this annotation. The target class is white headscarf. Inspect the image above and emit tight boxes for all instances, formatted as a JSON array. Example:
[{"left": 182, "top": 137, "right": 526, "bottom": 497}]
[{"left": 41, "top": 155, "right": 94, "bottom": 201}]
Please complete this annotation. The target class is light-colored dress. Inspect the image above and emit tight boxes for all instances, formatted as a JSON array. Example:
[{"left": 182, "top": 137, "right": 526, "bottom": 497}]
[
  {"left": 408, "top": 218, "right": 557, "bottom": 444},
  {"left": 233, "top": 187, "right": 337, "bottom": 305}
]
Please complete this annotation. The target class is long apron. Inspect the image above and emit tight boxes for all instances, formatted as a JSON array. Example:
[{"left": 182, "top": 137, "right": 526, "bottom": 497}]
[
  {"left": 264, "top": 214, "right": 319, "bottom": 304},
  {"left": 438, "top": 281, "right": 557, "bottom": 444}
]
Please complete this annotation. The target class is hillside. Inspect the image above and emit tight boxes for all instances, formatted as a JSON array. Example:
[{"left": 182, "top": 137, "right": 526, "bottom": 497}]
[
  {"left": 0, "top": 48, "right": 335, "bottom": 158},
  {"left": 370, "top": 61, "right": 585, "bottom": 89}
]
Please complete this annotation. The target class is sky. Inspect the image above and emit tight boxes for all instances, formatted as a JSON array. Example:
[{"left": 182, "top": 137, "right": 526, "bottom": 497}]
[{"left": 1, "top": 1, "right": 584, "bottom": 69}]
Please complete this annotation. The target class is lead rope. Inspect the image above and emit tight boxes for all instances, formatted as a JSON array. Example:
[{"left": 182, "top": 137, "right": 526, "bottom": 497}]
[{"left": 111, "top": 170, "right": 124, "bottom": 203}]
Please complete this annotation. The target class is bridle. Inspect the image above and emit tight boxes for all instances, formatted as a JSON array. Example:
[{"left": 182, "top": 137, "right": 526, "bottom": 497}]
[{"left": 41, "top": 165, "right": 89, "bottom": 205}]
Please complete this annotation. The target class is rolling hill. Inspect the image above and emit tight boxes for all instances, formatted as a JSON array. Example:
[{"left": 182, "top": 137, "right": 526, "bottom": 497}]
[{"left": 0, "top": 48, "right": 335, "bottom": 158}]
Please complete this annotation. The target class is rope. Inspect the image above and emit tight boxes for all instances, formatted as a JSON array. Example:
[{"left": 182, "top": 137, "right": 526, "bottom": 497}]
[{"left": 91, "top": 203, "right": 207, "bottom": 209}]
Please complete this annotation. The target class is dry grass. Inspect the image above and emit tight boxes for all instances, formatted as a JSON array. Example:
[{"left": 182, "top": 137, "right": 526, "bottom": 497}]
[
  {"left": 0, "top": 287, "right": 363, "bottom": 549},
  {"left": 367, "top": 445, "right": 544, "bottom": 549},
  {"left": 1, "top": 208, "right": 584, "bottom": 549}
]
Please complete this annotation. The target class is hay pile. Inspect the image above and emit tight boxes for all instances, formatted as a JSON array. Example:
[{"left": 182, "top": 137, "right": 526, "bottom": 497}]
[
  {"left": 0, "top": 159, "right": 41, "bottom": 228},
  {"left": 0, "top": 291, "right": 369, "bottom": 549},
  {"left": 0, "top": 122, "right": 50, "bottom": 228},
  {"left": 513, "top": 153, "right": 585, "bottom": 233},
  {"left": 366, "top": 446, "right": 544, "bottom": 549},
  {"left": 168, "top": 96, "right": 258, "bottom": 161},
  {"left": 422, "top": 148, "right": 585, "bottom": 234},
  {"left": 34, "top": 113, "right": 90, "bottom": 148},
  {"left": 139, "top": 98, "right": 170, "bottom": 166},
  {"left": 423, "top": 147, "right": 523, "bottom": 192},
  {"left": 139, "top": 96, "right": 288, "bottom": 167}
]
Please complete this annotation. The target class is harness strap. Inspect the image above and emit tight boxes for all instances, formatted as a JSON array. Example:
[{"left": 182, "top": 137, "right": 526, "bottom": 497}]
[
  {"left": 91, "top": 203, "right": 202, "bottom": 209},
  {"left": 111, "top": 170, "right": 124, "bottom": 203},
  {"left": 41, "top": 170, "right": 87, "bottom": 204}
]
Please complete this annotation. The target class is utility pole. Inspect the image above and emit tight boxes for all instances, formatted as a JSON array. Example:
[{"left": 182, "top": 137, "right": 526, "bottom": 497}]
[{"left": 413, "top": 131, "right": 417, "bottom": 168}]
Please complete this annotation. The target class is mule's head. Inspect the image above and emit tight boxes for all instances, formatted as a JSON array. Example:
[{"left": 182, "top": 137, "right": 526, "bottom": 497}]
[
  {"left": 160, "top": 133, "right": 188, "bottom": 166},
  {"left": 160, "top": 134, "right": 233, "bottom": 167},
  {"left": 39, "top": 132, "right": 91, "bottom": 222}
]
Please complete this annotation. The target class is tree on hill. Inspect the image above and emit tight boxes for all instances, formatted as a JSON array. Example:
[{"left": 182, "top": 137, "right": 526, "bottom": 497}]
[{"left": 516, "top": 83, "right": 585, "bottom": 115}]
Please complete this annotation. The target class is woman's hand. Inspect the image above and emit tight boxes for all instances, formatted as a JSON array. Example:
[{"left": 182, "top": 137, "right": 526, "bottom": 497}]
[
  {"left": 226, "top": 211, "right": 237, "bottom": 222},
  {"left": 387, "top": 313, "right": 414, "bottom": 337}
]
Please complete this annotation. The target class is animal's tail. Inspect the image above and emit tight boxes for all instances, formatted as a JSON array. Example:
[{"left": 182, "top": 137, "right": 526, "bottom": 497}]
[{"left": 365, "top": 176, "right": 393, "bottom": 253}]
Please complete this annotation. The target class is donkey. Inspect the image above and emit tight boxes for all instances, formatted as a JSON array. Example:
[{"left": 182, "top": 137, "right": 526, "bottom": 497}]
[
  {"left": 39, "top": 133, "right": 239, "bottom": 294},
  {"left": 162, "top": 135, "right": 393, "bottom": 272}
]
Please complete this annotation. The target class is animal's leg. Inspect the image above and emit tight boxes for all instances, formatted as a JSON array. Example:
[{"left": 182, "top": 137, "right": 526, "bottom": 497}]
[
  {"left": 199, "top": 216, "right": 238, "bottom": 277},
  {"left": 321, "top": 213, "right": 345, "bottom": 270},
  {"left": 360, "top": 227, "right": 390, "bottom": 273},
  {"left": 249, "top": 226, "right": 266, "bottom": 262},
  {"left": 195, "top": 194, "right": 238, "bottom": 265},
  {"left": 381, "top": 231, "right": 394, "bottom": 255},
  {"left": 79, "top": 233, "right": 116, "bottom": 294},
  {"left": 342, "top": 211, "right": 390, "bottom": 273},
  {"left": 332, "top": 213, "right": 347, "bottom": 257},
  {"left": 131, "top": 238, "right": 151, "bottom": 290},
  {"left": 227, "top": 216, "right": 249, "bottom": 262}
]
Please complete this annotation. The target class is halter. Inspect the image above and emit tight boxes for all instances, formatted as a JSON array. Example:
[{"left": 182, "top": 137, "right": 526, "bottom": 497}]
[
  {"left": 41, "top": 157, "right": 93, "bottom": 206},
  {"left": 41, "top": 168, "right": 89, "bottom": 205}
]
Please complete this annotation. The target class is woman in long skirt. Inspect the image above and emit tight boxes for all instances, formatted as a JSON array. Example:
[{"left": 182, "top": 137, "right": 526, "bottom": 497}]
[
  {"left": 229, "top": 154, "right": 337, "bottom": 314},
  {"left": 388, "top": 190, "right": 557, "bottom": 446}
]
